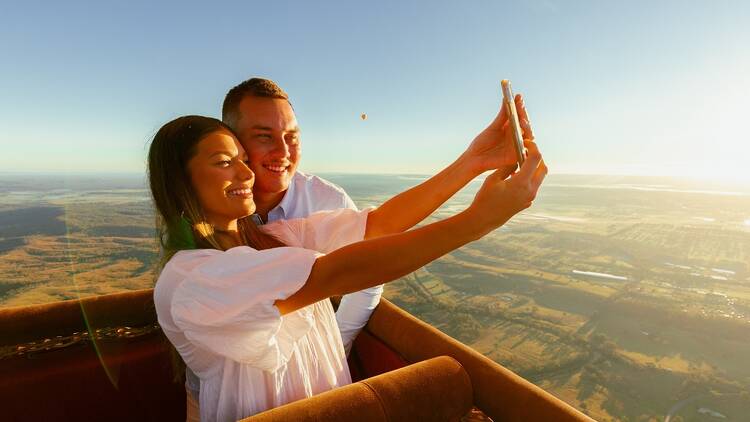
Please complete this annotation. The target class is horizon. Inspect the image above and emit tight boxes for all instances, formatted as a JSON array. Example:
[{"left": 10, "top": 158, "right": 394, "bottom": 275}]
[
  {"left": 3, "top": 171, "right": 750, "bottom": 196},
  {"left": 2, "top": 169, "right": 748, "bottom": 182}
]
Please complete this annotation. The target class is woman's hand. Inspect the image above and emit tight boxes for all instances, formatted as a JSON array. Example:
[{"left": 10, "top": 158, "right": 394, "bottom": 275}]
[
  {"left": 467, "top": 140, "right": 547, "bottom": 236},
  {"left": 460, "top": 93, "right": 535, "bottom": 178}
]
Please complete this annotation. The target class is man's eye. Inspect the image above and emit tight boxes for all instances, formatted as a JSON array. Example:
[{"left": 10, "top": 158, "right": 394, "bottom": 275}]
[{"left": 256, "top": 134, "right": 272, "bottom": 142}]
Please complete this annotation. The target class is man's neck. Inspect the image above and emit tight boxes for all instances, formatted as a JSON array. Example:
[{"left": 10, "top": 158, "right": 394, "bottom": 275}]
[{"left": 253, "top": 189, "right": 287, "bottom": 222}]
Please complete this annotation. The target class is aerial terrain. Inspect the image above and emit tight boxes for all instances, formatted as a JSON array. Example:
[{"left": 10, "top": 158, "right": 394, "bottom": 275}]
[{"left": 1, "top": 173, "right": 748, "bottom": 421}]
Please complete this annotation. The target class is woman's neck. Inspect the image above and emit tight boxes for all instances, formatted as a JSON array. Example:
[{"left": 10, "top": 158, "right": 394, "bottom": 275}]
[
  {"left": 214, "top": 229, "right": 242, "bottom": 250},
  {"left": 206, "top": 217, "right": 242, "bottom": 250}
]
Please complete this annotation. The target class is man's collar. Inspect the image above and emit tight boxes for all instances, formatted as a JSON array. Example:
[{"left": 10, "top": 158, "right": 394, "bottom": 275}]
[
  {"left": 272, "top": 172, "right": 299, "bottom": 217},
  {"left": 250, "top": 214, "right": 265, "bottom": 226}
]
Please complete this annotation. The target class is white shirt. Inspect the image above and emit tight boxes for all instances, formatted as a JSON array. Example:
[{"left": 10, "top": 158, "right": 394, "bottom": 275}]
[
  {"left": 266, "top": 171, "right": 384, "bottom": 355},
  {"left": 155, "top": 208, "right": 370, "bottom": 422}
]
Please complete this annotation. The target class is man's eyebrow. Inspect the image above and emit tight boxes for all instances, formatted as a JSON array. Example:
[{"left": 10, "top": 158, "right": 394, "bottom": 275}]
[{"left": 250, "top": 125, "right": 300, "bottom": 132}]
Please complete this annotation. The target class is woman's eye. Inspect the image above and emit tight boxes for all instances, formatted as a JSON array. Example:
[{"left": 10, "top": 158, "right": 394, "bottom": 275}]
[{"left": 217, "top": 160, "right": 231, "bottom": 167}]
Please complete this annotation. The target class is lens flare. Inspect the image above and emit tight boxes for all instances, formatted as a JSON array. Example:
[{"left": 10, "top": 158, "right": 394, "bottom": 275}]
[{"left": 62, "top": 173, "right": 120, "bottom": 388}]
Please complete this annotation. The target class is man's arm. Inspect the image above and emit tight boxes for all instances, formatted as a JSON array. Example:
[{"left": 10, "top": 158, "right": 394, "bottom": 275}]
[{"left": 335, "top": 191, "right": 384, "bottom": 355}]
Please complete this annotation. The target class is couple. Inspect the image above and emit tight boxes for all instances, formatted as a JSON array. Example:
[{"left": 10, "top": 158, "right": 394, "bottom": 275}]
[{"left": 150, "top": 77, "right": 546, "bottom": 422}]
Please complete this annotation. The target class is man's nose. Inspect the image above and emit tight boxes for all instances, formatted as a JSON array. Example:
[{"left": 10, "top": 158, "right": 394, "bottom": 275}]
[{"left": 270, "top": 136, "right": 290, "bottom": 157}]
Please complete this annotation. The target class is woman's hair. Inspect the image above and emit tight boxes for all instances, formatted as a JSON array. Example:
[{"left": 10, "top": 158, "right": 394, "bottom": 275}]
[
  {"left": 147, "top": 115, "right": 284, "bottom": 267},
  {"left": 148, "top": 115, "right": 286, "bottom": 384}
]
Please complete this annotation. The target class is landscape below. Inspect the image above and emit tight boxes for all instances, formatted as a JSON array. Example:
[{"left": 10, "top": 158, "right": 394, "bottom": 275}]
[{"left": 1, "top": 173, "right": 749, "bottom": 422}]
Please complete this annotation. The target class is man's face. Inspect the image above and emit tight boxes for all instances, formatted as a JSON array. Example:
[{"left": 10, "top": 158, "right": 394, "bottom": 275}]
[{"left": 234, "top": 96, "right": 300, "bottom": 198}]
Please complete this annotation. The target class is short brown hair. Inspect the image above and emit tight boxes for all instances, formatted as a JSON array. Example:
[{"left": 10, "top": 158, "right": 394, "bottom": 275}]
[{"left": 222, "top": 78, "right": 290, "bottom": 129}]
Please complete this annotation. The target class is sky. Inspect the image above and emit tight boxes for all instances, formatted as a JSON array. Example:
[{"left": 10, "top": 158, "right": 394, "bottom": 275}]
[{"left": 1, "top": 0, "right": 749, "bottom": 182}]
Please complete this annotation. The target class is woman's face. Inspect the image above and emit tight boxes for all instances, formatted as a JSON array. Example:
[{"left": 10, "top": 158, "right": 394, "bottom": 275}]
[{"left": 187, "top": 130, "right": 255, "bottom": 229}]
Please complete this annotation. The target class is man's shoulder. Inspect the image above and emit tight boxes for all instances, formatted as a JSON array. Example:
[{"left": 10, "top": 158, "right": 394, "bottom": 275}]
[
  {"left": 293, "top": 171, "right": 350, "bottom": 199},
  {"left": 288, "top": 171, "right": 355, "bottom": 213}
]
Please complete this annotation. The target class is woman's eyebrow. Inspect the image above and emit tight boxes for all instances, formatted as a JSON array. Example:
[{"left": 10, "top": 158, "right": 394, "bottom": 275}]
[{"left": 208, "top": 150, "right": 236, "bottom": 158}]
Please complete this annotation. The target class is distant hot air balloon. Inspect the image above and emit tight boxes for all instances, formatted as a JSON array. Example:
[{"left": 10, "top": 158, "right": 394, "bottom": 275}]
[{"left": 360, "top": 113, "right": 367, "bottom": 121}]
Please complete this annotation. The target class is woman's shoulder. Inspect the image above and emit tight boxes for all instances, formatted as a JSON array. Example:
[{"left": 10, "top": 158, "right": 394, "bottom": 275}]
[
  {"left": 165, "top": 247, "right": 234, "bottom": 270},
  {"left": 157, "top": 247, "right": 255, "bottom": 281},
  {"left": 155, "top": 246, "right": 303, "bottom": 305},
  {"left": 164, "top": 245, "right": 321, "bottom": 277},
  {"left": 260, "top": 220, "right": 303, "bottom": 246}
]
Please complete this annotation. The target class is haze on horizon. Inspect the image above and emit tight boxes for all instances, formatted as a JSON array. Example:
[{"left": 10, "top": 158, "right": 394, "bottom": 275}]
[{"left": 1, "top": 1, "right": 748, "bottom": 182}]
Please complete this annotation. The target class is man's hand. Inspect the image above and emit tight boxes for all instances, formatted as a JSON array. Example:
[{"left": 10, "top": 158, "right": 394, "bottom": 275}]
[{"left": 460, "top": 93, "right": 534, "bottom": 178}]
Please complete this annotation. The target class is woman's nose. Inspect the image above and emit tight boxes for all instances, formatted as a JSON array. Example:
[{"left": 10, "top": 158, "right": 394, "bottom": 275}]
[{"left": 237, "top": 161, "right": 254, "bottom": 184}]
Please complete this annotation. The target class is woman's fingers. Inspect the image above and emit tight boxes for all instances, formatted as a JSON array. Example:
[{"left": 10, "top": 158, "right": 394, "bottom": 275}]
[
  {"left": 532, "top": 159, "right": 548, "bottom": 189},
  {"left": 495, "top": 95, "right": 508, "bottom": 126},
  {"left": 517, "top": 140, "right": 542, "bottom": 181},
  {"left": 516, "top": 94, "right": 534, "bottom": 140}
]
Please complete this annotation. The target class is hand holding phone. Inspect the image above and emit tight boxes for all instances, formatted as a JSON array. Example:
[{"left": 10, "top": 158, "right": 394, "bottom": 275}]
[{"left": 501, "top": 79, "right": 526, "bottom": 168}]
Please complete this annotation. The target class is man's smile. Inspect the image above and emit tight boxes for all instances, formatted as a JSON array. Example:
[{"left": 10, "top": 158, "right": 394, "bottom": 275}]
[{"left": 263, "top": 163, "right": 291, "bottom": 174}]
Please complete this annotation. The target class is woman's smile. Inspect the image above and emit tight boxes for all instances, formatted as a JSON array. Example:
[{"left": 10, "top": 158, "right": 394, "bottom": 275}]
[{"left": 226, "top": 185, "right": 253, "bottom": 199}]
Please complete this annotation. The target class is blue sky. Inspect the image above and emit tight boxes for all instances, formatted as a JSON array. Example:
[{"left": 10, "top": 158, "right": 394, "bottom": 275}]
[{"left": 1, "top": 1, "right": 748, "bottom": 181}]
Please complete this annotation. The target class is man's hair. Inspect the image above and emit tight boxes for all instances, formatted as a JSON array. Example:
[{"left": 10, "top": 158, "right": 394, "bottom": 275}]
[{"left": 222, "top": 78, "right": 290, "bottom": 130}]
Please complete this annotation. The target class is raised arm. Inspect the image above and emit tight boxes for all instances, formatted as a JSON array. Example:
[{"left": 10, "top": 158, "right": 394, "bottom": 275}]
[
  {"left": 364, "top": 93, "right": 534, "bottom": 238},
  {"left": 276, "top": 141, "right": 547, "bottom": 315}
]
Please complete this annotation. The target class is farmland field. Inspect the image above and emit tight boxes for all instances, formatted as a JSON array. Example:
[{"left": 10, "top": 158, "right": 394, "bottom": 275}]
[{"left": 1, "top": 173, "right": 749, "bottom": 421}]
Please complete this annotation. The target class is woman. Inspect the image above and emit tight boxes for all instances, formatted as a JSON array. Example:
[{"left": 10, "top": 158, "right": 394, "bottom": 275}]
[{"left": 151, "top": 104, "right": 546, "bottom": 422}]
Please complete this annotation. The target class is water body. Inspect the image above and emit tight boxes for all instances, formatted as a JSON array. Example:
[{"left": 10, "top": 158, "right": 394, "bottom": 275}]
[
  {"left": 523, "top": 213, "right": 586, "bottom": 223},
  {"left": 572, "top": 270, "right": 628, "bottom": 281},
  {"left": 692, "top": 217, "right": 716, "bottom": 222},
  {"left": 712, "top": 268, "right": 735, "bottom": 275},
  {"left": 665, "top": 262, "right": 692, "bottom": 270}
]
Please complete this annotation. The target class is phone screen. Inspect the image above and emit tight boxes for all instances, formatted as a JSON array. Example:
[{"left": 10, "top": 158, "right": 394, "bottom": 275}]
[{"left": 501, "top": 80, "right": 525, "bottom": 167}]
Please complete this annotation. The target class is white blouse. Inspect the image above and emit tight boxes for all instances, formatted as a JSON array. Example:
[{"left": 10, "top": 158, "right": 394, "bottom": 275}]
[{"left": 154, "top": 208, "right": 370, "bottom": 422}]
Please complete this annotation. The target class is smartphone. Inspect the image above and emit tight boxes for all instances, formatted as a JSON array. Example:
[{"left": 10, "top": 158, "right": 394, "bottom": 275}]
[{"left": 501, "top": 79, "right": 525, "bottom": 167}]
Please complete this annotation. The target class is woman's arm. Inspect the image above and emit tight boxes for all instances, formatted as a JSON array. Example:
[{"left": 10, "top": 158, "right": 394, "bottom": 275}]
[
  {"left": 364, "top": 93, "right": 533, "bottom": 239},
  {"left": 276, "top": 142, "right": 547, "bottom": 315}
]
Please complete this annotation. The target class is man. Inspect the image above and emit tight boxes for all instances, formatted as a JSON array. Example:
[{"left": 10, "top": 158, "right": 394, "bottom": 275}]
[
  {"left": 185, "top": 78, "right": 381, "bottom": 403},
  {"left": 221, "top": 78, "right": 382, "bottom": 355}
]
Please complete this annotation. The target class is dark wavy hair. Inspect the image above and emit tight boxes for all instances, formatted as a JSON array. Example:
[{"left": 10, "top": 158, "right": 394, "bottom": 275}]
[
  {"left": 147, "top": 115, "right": 284, "bottom": 267},
  {"left": 147, "top": 115, "right": 285, "bottom": 383}
]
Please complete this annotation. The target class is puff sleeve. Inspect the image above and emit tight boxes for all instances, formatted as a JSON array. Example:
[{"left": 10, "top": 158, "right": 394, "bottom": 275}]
[
  {"left": 169, "top": 246, "right": 321, "bottom": 372},
  {"left": 262, "top": 207, "right": 373, "bottom": 253}
]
